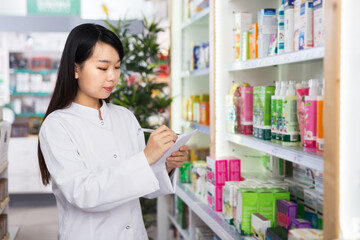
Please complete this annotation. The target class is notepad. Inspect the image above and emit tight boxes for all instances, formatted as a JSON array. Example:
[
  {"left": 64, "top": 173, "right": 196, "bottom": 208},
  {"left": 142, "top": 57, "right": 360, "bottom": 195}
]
[{"left": 152, "top": 129, "right": 197, "bottom": 167}]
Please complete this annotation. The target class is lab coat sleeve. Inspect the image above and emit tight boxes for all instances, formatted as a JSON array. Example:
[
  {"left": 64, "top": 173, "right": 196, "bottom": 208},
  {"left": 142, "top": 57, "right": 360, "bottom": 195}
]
[
  {"left": 134, "top": 120, "right": 176, "bottom": 199},
  {"left": 39, "top": 115, "right": 161, "bottom": 213}
]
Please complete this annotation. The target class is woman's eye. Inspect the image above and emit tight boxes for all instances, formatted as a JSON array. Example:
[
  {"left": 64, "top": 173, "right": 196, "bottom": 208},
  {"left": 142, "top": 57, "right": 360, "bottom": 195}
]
[
  {"left": 115, "top": 66, "right": 120, "bottom": 70},
  {"left": 98, "top": 67, "right": 107, "bottom": 71}
]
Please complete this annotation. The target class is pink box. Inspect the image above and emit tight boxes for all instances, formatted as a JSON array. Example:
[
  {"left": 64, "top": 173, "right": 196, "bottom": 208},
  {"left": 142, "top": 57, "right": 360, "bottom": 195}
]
[
  {"left": 238, "top": 86, "right": 253, "bottom": 135},
  {"left": 228, "top": 157, "right": 241, "bottom": 181},
  {"left": 207, "top": 182, "right": 223, "bottom": 212},
  {"left": 206, "top": 156, "right": 228, "bottom": 186}
]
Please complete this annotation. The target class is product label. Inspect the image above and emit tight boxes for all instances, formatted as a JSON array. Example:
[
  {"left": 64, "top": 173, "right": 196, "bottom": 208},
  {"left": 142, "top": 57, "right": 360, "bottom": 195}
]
[
  {"left": 276, "top": 98, "right": 283, "bottom": 141},
  {"left": 282, "top": 98, "right": 300, "bottom": 142},
  {"left": 304, "top": 99, "right": 317, "bottom": 148}
]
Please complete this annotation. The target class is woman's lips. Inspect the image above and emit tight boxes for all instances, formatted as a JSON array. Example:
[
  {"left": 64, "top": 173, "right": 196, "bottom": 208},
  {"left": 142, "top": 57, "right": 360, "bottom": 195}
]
[{"left": 104, "top": 87, "right": 114, "bottom": 92}]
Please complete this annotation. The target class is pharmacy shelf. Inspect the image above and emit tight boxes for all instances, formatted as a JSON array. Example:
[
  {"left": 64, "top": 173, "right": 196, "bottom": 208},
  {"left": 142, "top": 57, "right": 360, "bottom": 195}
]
[
  {"left": 10, "top": 68, "right": 57, "bottom": 75},
  {"left": 0, "top": 161, "right": 8, "bottom": 176},
  {"left": 15, "top": 112, "right": 45, "bottom": 118},
  {"left": 181, "top": 68, "right": 210, "bottom": 78},
  {"left": 228, "top": 47, "right": 324, "bottom": 71},
  {"left": 167, "top": 213, "right": 190, "bottom": 240},
  {"left": 182, "top": 120, "right": 210, "bottom": 135},
  {"left": 8, "top": 227, "right": 19, "bottom": 240},
  {"left": 181, "top": 7, "right": 210, "bottom": 29},
  {"left": 11, "top": 91, "right": 51, "bottom": 97},
  {"left": 226, "top": 133, "right": 324, "bottom": 171},
  {"left": 176, "top": 182, "right": 246, "bottom": 240},
  {"left": 0, "top": 197, "right": 9, "bottom": 215}
]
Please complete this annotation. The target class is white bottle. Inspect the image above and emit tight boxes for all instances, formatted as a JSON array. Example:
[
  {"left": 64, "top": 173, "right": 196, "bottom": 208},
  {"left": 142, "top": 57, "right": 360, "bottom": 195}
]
[
  {"left": 271, "top": 81, "right": 281, "bottom": 141},
  {"left": 304, "top": 79, "right": 319, "bottom": 149},
  {"left": 282, "top": 81, "right": 299, "bottom": 146},
  {"left": 276, "top": 81, "right": 288, "bottom": 143}
]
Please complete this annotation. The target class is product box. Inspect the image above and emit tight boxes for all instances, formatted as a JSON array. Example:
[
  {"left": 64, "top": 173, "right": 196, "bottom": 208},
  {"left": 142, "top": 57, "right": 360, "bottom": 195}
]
[
  {"left": 290, "top": 218, "right": 312, "bottom": 229},
  {"left": 199, "top": 101, "right": 210, "bottom": 125},
  {"left": 249, "top": 23, "right": 259, "bottom": 59},
  {"left": 317, "top": 192, "right": 323, "bottom": 229},
  {"left": 234, "top": 12, "right": 253, "bottom": 61},
  {"left": 179, "top": 161, "right": 192, "bottom": 183},
  {"left": 295, "top": 180, "right": 314, "bottom": 219},
  {"left": 304, "top": 188, "right": 318, "bottom": 228},
  {"left": 241, "top": 32, "right": 250, "bottom": 61},
  {"left": 191, "top": 161, "right": 207, "bottom": 201},
  {"left": 258, "top": 9, "right": 277, "bottom": 58},
  {"left": 206, "top": 156, "right": 228, "bottom": 186},
  {"left": 276, "top": 199, "right": 298, "bottom": 230},
  {"left": 253, "top": 86, "right": 261, "bottom": 138},
  {"left": 258, "top": 191, "right": 275, "bottom": 227},
  {"left": 223, "top": 181, "right": 241, "bottom": 225},
  {"left": 251, "top": 213, "right": 271, "bottom": 240},
  {"left": 262, "top": 155, "right": 285, "bottom": 178},
  {"left": 235, "top": 189, "right": 258, "bottom": 234},
  {"left": 176, "top": 197, "right": 189, "bottom": 229},
  {"left": 284, "top": 0, "right": 295, "bottom": 52},
  {"left": 292, "top": 163, "right": 315, "bottom": 185},
  {"left": 228, "top": 156, "right": 241, "bottom": 181},
  {"left": 265, "top": 226, "right": 289, "bottom": 240},
  {"left": 298, "top": 1, "right": 314, "bottom": 50},
  {"left": 313, "top": 0, "right": 324, "bottom": 47},
  {"left": 284, "top": 178, "right": 298, "bottom": 203},
  {"left": 288, "top": 229, "right": 323, "bottom": 240},
  {"left": 314, "top": 170, "right": 323, "bottom": 193},
  {"left": 272, "top": 189, "right": 290, "bottom": 227},
  {"left": 207, "top": 182, "right": 223, "bottom": 212},
  {"left": 293, "top": 0, "right": 301, "bottom": 51},
  {"left": 258, "top": 86, "right": 276, "bottom": 140},
  {"left": 239, "top": 86, "right": 253, "bottom": 135},
  {"left": 226, "top": 84, "right": 241, "bottom": 133}
]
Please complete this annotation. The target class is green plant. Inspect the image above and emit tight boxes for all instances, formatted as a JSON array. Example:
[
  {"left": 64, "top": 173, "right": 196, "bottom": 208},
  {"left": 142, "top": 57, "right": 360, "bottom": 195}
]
[
  {"left": 104, "top": 13, "right": 172, "bottom": 130},
  {"left": 103, "top": 7, "right": 172, "bottom": 237}
]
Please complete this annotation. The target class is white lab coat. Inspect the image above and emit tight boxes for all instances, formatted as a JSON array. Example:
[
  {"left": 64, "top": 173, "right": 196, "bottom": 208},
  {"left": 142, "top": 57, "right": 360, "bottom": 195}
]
[{"left": 39, "top": 101, "right": 176, "bottom": 240}]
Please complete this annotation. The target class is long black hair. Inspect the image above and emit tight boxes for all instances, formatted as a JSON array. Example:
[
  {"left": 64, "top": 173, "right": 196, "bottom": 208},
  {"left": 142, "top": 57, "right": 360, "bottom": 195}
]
[{"left": 38, "top": 23, "right": 124, "bottom": 185}]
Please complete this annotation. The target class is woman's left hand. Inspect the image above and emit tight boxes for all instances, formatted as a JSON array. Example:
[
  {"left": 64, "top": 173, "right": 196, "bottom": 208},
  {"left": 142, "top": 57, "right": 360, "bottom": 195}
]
[{"left": 166, "top": 145, "right": 189, "bottom": 173}]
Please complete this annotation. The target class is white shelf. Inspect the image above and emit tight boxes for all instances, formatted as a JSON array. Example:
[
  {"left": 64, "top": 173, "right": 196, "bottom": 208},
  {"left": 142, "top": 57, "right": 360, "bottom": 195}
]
[
  {"left": 167, "top": 213, "right": 190, "bottom": 240},
  {"left": 175, "top": 182, "right": 247, "bottom": 240},
  {"left": 8, "top": 227, "right": 19, "bottom": 240},
  {"left": 226, "top": 133, "right": 324, "bottom": 171},
  {"left": 182, "top": 120, "right": 210, "bottom": 135},
  {"left": 228, "top": 47, "right": 324, "bottom": 71},
  {"left": 0, "top": 161, "right": 8, "bottom": 176},
  {"left": 181, "top": 68, "right": 210, "bottom": 78},
  {"left": 181, "top": 8, "right": 210, "bottom": 29}
]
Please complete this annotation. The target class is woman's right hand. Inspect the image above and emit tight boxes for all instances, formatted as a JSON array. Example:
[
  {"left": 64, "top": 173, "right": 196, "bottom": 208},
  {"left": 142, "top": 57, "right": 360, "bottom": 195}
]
[{"left": 144, "top": 125, "right": 178, "bottom": 165}]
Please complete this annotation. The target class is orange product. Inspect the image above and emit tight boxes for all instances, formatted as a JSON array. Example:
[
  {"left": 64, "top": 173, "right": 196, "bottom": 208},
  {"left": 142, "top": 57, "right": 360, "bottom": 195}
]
[
  {"left": 249, "top": 23, "right": 258, "bottom": 59},
  {"left": 199, "top": 102, "right": 210, "bottom": 125}
]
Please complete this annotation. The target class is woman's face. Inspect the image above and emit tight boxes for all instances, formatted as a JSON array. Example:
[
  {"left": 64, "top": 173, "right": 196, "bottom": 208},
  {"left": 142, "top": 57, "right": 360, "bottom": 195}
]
[{"left": 74, "top": 42, "right": 121, "bottom": 108}]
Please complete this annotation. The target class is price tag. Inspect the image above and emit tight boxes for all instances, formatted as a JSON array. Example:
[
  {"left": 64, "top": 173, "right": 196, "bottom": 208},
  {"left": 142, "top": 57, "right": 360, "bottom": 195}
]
[{"left": 294, "top": 155, "right": 303, "bottom": 164}]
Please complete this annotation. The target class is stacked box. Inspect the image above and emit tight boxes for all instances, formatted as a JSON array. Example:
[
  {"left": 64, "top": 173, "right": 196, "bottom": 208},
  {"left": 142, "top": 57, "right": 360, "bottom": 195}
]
[
  {"left": 228, "top": 156, "right": 241, "bottom": 181},
  {"left": 290, "top": 218, "right": 312, "bottom": 229},
  {"left": 251, "top": 213, "right": 271, "bottom": 240},
  {"left": 206, "top": 182, "right": 223, "bottom": 212},
  {"left": 258, "top": 9, "right": 277, "bottom": 58},
  {"left": 298, "top": 0, "right": 314, "bottom": 50},
  {"left": 304, "top": 188, "right": 320, "bottom": 228},
  {"left": 313, "top": 0, "right": 324, "bottom": 47},
  {"left": 236, "top": 189, "right": 258, "bottom": 234},
  {"left": 249, "top": 24, "right": 258, "bottom": 59},
  {"left": 206, "top": 156, "right": 228, "bottom": 186},
  {"left": 191, "top": 161, "right": 207, "bottom": 201},
  {"left": 276, "top": 199, "right": 298, "bottom": 230},
  {"left": 288, "top": 229, "right": 323, "bottom": 240},
  {"left": 179, "top": 161, "right": 192, "bottom": 183},
  {"left": 222, "top": 181, "right": 242, "bottom": 225},
  {"left": 234, "top": 12, "right": 253, "bottom": 61},
  {"left": 284, "top": 0, "right": 295, "bottom": 52}
]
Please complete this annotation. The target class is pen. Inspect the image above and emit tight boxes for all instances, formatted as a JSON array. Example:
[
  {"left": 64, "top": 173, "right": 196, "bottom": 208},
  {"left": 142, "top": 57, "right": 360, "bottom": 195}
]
[{"left": 138, "top": 128, "right": 180, "bottom": 135}]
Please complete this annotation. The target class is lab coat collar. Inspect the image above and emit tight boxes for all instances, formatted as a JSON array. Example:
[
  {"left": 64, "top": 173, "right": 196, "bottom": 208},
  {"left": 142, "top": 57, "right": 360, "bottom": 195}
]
[{"left": 69, "top": 100, "right": 109, "bottom": 122}]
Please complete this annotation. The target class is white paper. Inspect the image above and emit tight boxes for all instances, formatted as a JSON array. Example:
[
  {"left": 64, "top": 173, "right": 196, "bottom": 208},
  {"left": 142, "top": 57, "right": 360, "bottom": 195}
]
[{"left": 152, "top": 129, "right": 197, "bottom": 167}]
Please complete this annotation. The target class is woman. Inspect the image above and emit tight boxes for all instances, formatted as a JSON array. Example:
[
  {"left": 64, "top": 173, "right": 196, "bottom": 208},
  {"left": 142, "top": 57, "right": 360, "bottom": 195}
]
[{"left": 38, "top": 23, "right": 188, "bottom": 240}]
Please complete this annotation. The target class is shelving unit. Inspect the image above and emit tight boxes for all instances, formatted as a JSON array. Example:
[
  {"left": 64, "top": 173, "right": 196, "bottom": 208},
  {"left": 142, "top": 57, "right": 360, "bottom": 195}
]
[
  {"left": 176, "top": 182, "right": 245, "bottom": 240},
  {"left": 228, "top": 46, "right": 324, "bottom": 71},
  {"left": 167, "top": 213, "right": 190, "bottom": 240},
  {"left": 181, "top": 68, "right": 210, "bottom": 78},
  {"left": 226, "top": 133, "right": 323, "bottom": 171},
  {"left": 182, "top": 120, "right": 210, "bottom": 135},
  {"left": 181, "top": 7, "right": 210, "bottom": 29}
]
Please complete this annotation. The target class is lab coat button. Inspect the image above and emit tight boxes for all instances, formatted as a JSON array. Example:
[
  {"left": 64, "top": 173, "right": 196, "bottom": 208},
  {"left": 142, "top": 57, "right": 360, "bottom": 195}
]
[
  {"left": 113, "top": 154, "right": 117, "bottom": 158},
  {"left": 100, "top": 121, "right": 104, "bottom": 125},
  {"left": 126, "top": 225, "right": 130, "bottom": 230}
]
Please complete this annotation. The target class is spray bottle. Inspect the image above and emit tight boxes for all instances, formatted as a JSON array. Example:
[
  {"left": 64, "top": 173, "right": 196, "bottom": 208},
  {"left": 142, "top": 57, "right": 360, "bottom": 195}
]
[
  {"left": 316, "top": 79, "right": 324, "bottom": 152},
  {"left": 304, "top": 79, "right": 319, "bottom": 149},
  {"left": 271, "top": 81, "right": 281, "bottom": 141},
  {"left": 276, "top": 81, "right": 288, "bottom": 143},
  {"left": 282, "top": 81, "right": 300, "bottom": 146}
]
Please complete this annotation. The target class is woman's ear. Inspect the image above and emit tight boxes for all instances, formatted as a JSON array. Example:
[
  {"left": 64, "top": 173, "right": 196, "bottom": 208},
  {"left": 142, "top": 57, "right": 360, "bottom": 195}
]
[{"left": 74, "top": 63, "right": 79, "bottom": 79}]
